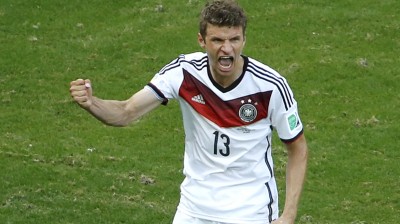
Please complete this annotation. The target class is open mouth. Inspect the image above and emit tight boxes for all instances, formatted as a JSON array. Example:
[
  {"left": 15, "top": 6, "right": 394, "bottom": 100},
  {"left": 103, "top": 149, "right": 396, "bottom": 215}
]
[{"left": 218, "top": 56, "right": 234, "bottom": 69}]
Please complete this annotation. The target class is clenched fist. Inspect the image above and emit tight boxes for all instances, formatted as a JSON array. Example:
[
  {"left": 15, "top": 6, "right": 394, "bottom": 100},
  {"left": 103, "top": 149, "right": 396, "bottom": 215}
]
[{"left": 70, "top": 79, "right": 93, "bottom": 109}]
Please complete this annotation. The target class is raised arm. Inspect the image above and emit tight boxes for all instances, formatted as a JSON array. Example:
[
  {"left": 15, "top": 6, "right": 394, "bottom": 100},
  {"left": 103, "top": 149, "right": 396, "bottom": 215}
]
[{"left": 69, "top": 79, "right": 162, "bottom": 127}]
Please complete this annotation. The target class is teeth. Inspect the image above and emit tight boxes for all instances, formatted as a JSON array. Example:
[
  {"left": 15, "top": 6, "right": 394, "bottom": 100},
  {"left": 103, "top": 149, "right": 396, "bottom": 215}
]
[
  {"left": 221, "top": 63, "right": 232, "bottom": 68},
  {"left": 220, "top": 56, "right": 233, "bottom": 60},
  {"left": 219, "top": 56, "right": 233, "bottom": 68}
]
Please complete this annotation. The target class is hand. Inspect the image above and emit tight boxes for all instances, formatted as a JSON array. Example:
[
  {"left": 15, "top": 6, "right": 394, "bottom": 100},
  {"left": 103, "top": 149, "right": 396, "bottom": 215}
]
[
  {"left": 70, "top": 79, "right": 93, "bottom": 109},
  {"left": 271, "top": 216, "right": 294, "bottom": 224}
]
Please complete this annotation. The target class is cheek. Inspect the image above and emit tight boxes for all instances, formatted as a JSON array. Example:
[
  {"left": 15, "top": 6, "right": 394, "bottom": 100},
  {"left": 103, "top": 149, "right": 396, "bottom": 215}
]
[
  {"left": 235, "top": 44, "right": 245, "bottom": 54},
  {"left": 204, "top": 45, "right": 219, "bottom": 55},
  {"left": 206, "top": 53, "right": 219, "bottom": 66}
]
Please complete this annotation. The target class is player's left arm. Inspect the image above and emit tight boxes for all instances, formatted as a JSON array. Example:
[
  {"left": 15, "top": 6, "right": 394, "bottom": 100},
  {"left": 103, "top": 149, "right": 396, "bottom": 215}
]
[{"left": 273, "top": 133, "right": 308, "bottom": 224}]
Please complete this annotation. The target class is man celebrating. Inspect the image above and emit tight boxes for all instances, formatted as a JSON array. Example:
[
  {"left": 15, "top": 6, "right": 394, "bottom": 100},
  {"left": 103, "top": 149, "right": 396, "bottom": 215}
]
[{"left": 70, "top": 0, "right": 308, "bottom": 223}]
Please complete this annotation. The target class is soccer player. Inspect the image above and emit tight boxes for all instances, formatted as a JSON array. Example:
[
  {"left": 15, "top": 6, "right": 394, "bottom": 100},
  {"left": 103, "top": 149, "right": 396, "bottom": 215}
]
[{"left": 69, "top": 0, "right": 308, "bottom": 223}]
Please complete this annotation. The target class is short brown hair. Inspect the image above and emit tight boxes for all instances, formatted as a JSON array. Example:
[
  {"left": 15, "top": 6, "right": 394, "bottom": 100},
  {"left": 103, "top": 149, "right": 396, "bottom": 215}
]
[{"left": 199, "top": 0, "right": 247, "bottom": 38}]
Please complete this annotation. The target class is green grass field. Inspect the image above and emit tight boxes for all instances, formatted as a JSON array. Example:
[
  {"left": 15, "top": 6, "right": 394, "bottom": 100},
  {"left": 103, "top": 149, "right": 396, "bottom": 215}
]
[{"left": 1, "top": 0, "right": 399, "bottom": 223}]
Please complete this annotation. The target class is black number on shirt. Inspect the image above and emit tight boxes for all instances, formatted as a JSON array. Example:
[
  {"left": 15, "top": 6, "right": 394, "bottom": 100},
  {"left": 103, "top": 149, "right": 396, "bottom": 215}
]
[{"left": 213, "top": 131, "right": 230, "bottom": 156}]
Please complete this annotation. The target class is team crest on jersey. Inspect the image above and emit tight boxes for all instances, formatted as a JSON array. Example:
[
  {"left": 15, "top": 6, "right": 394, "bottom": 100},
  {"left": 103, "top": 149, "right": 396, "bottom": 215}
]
[{"left": 239, "top": 99, "right": 258, "bottom": 123}]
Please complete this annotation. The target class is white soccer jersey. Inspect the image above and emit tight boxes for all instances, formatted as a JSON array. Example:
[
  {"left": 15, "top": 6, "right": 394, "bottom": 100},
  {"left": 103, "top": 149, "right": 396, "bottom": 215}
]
[{"left": 146, "top": 52, "right": 303, "bottom": 224}]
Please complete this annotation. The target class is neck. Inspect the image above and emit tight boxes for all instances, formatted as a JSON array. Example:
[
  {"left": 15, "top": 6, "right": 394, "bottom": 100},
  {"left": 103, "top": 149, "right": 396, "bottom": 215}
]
[
  {"left": 212, "top": 72, "right": 241, "bottom": 88},
  {"left": 211, "top": 56, "right": 244, "bottom": 88}
]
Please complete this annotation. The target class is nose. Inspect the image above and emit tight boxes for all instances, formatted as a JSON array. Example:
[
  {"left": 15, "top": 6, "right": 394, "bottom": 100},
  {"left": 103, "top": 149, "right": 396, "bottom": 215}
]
[{"left": 221, "top": 40, "right": 233, "bottom": 53}]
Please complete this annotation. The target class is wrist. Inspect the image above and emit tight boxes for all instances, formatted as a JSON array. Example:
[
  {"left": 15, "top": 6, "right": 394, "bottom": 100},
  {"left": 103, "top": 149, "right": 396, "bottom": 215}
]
[{"left": 280, "top": 211, "right": 296, "bottom": 223}]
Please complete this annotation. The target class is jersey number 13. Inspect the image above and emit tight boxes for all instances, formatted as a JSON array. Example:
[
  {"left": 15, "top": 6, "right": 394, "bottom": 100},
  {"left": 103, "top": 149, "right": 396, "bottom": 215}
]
[{"left": 213, "top": 131, "right": 230, "bottom": 157}]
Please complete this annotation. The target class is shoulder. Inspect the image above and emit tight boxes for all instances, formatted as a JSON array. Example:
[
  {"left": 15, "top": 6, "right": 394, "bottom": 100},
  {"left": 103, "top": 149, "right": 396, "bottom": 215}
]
[
  {"left": 245, "top": 56, "right": 285, "bottom": 81},
  {"left": 245, "top": 56, "right": 291, "bottom": 89},
  {"left": 182, "top": 52, "right": 208, "bottom": 61},
  {"left": 158, "top": 52, "right": 207, "bottom": 75},
  {"left": 244, "top": 56, "right": 295, "bottom": 110}
]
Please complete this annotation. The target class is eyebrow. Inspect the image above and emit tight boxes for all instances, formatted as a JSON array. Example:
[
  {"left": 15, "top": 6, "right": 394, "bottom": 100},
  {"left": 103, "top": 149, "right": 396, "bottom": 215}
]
[{"left": 209, "top": 34, "right": 242, "bottom": 41}]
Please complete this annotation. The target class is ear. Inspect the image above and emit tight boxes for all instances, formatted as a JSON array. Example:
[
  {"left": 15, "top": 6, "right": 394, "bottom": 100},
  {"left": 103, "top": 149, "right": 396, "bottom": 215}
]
[{"left": 197, "top": 33, "right": 205, "bottom": 49}]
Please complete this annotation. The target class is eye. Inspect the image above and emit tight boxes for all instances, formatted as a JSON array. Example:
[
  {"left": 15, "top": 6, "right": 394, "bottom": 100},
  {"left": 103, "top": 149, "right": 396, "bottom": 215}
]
[
  {"left": 211, "top": 38, "right": 223, "bottom": 44},
  {"left": 230, "top": 37, "right": 241, "bottom": 43}
]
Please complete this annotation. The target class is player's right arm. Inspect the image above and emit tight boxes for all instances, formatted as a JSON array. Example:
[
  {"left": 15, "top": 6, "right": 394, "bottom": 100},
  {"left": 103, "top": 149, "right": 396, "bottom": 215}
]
[{"left": 69, "top": 78, "right": 162, "bottom": 127}]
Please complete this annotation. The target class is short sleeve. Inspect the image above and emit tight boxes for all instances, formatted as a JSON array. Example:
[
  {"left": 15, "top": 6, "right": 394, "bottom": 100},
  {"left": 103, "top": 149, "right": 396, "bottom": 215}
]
[
  {"left": 270, "top": 84, "right": 303, "bottom": 143},
  {"left": 145, "top": 57, "right": 185, "bottom": 103}
]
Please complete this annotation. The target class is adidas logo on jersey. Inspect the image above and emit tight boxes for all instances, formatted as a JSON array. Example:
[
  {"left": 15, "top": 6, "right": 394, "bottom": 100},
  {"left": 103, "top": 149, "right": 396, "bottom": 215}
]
[{"left": 192, "top": 94, "right": 205, "bottom": 104}]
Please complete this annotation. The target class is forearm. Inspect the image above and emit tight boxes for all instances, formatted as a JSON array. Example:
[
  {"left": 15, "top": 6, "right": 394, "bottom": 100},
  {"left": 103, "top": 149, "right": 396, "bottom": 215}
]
[
  {"left": 86, "top": 97, "right": 133, "bottom": 127},
  {"left": 84, "top": 88, "right": 162, "bottom": 127},
  {"left": 281, "top": 135, "right": 308, "bottom": 222}
]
